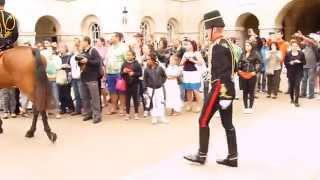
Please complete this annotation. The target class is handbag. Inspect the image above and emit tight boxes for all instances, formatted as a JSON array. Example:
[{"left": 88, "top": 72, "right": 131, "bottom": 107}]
[
  {"left": 238, "top": 71, "right": 255, "bottom": 80},
  {"left": 56, "top": 69, "right": 68, "bottom": 85},
  {"left": 115, "top": 78, "right": 127, "bottom": 91}
]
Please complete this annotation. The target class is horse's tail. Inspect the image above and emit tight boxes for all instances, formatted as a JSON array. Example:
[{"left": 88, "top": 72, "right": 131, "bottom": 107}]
[{"left": 32, "top": 48, "right": 55, "bottom": 111}]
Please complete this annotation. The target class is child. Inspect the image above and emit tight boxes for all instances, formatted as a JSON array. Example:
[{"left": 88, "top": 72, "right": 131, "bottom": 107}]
[
  {"left": 143, "top": 52, "right": 167, "bottom": 124},
  {"left": 121, "top": 50, "right": 142, "bottom": 120},
  {"left": 165, "top": 55, "right": 183, "bottom": 115}
]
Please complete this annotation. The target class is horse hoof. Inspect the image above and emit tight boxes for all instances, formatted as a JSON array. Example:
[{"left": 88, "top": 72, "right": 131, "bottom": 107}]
[
  {"left": 25, "top": 131, "right": 35, "bottom": 138},
  {"left": 49, "top": 133, "right": 57, "bottom": 144}
]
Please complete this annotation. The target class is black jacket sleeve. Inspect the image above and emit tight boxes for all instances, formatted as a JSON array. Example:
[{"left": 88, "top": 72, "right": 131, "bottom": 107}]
[
  {"left": 133, "top": 62, "right": 142, "bottom": 78},
  {"left": 237, "top": 53, "right": 244, "bottom": 71},
  {"left": 284, "top": 53, "right": 290, "bottom": 68},
  {"left": 160, "top": 66, "right": 167, "bottom": 85}
]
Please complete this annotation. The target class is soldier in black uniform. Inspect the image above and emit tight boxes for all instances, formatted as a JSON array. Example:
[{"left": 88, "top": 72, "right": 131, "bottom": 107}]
[
  {"left": 184, "top": 10, "right": 238, "bottom": 167},
  {"left": 0, "top": 0, "right": 19, "bottom": 51}
]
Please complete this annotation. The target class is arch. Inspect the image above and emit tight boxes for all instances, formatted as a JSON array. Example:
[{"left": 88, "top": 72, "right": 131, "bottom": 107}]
[
  {"left": 235, "top": 12, "right": 260, "bottom": 34},
  {"left": 275, "top": 0, "right": 320, "bottom": 40},
  {"left": 235, "top": 12, "right": 260, "bottom": 45},
  {"left": 81, "top": 15, "right": 102, "bottom": 45},
  {"left": 35, "top": 15, "right": 61, "bottom": 43},
  {"left": 167, "top": 18, "right": 180, "bottom": 43},
  {"left": 140, "top": 16, "right": 155, "bottom": 43}
]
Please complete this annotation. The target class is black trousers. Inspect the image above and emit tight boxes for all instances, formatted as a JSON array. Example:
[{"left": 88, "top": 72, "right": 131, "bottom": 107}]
[
  {"left": 126, "top": 84, "right": 139, "bottom": 114},
  {"left": 241, "top": 76, "right": 257, "bottom": 108},
  {"left": 15, "top": 88, "right": 21, "bottom": 114},
  {"left": 198, "top": 81, "right": 237, "bottom": 155},
  {"left": 288, "top": 74, "right": 302, "bottom": 103},
  {"left": 138, "top": 80, "right": 147, "bottom": 111},
  {"left": 58, "top": 84, "right": 74, "bottom": 112},
  {"left": 267, "top": 70, "right": 281, "bottom": 96}
]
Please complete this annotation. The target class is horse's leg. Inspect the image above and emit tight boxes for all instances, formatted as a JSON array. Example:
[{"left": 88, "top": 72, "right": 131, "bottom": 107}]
[
  {"left": 25, "top": 106, "right": 39, "bottom": 138},
  {"left": 41, "top": 111, "right": 57, "bottom": 143},
  {"left": 0, "top": 117, "right": 3, "bottom": 134}
]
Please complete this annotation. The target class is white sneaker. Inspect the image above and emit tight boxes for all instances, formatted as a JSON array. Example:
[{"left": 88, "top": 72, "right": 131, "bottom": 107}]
[
  {"left": 151, "top": 118, "right": 158, "bottom": 125},
  {"left": 134, "top": 114, "right": 139, "bottom": 120},
  {"left": 247, "top": 108, "right": 254, "bottom": 114},
  {"left": 144, "top": 111, "right": 149, "bottom": 118},
  {"left": 243, "top": 109, "right": 249, "bottom": 114}
]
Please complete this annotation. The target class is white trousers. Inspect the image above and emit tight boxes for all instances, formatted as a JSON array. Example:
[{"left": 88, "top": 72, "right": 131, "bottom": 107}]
[{"left": 147, "top": 87, "right": 165, "bottom": 118}]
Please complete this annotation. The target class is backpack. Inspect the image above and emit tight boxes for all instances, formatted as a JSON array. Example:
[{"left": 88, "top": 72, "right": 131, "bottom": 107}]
[{"left": 89, "top": 48, "right": 105, "bottom": 78}]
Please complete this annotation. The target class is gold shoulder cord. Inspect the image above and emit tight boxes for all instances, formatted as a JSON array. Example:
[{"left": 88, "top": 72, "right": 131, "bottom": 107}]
[
  {"left": 0, "top": 11, "right": 4, "bottom": 38},
  {"left": 225, "top": 39, "right": 236, "bottom": 78},
  {"left": 0, "top": 11, "right": 16, "bottom": 38}
]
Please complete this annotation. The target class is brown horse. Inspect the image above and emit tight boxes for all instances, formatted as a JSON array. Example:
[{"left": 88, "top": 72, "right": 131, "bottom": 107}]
[{"left": 0, "top": 46, "right": 57, "bottom": 143}]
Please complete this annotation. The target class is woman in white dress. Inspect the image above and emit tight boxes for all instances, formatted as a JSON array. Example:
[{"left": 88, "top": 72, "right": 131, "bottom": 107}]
[{"left": 165, "top": 55, "right": 183, "bottom": 115}]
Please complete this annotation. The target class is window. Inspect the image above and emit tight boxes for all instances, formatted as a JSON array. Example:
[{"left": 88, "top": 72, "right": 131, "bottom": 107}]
[
  {"left": 199, "top": 20, "right": 206, "bottom": 43},
  {"left": 140, "top": 21, "right": 150, "bottom": 44},
  {"left": 167, "top": 22, "right": 175, "bottom": 43},
  {"left": 90, "top": 23, "right": 100, "bottom": 45}
]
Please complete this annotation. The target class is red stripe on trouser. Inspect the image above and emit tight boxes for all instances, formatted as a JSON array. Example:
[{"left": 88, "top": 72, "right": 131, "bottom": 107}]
[{"left": 200, "top": 80, "right": 221, "bottom": 128}]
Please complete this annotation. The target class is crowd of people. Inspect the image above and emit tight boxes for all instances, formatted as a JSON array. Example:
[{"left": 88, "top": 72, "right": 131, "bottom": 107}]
[
  {"left": 0, "top": 28, "right": 320, "bottom": 122},
  {"left": 238, "top": 29, "right": 320, "bottom": 112}
]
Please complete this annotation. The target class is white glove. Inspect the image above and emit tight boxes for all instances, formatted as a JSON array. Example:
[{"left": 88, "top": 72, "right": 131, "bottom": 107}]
[{"left": 219, "top": 100, "right": 232, "bottom": 110}]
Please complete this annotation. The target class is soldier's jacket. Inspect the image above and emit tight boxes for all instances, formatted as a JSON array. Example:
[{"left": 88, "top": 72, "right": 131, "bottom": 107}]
[
  {"left": 0, "top": 10, "right": 18, "bottom": 50},
  {"left": 208, "top": 38, "right": 236, "bottom": 100}
]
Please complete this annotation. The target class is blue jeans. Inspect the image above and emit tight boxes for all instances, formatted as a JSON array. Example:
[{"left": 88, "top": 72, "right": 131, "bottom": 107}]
[
  {"left": 71, "top": 79, "right": 82, "bottom": 113},
  {"left": 301, "top": 68, "right": 315, "bottom": 97},
  {"left": 49, "top": 81, "right": 59, "bottom": 110}
]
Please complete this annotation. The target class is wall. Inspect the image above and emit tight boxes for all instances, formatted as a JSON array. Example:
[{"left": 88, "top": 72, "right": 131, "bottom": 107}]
[{"left": 5, "top": 0, "right": 298, "bottom": 45}]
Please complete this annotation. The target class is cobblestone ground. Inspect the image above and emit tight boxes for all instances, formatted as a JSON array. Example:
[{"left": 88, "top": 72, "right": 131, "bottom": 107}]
[{"left": 0, "top": 92, "right": 319, "bottom": 180}]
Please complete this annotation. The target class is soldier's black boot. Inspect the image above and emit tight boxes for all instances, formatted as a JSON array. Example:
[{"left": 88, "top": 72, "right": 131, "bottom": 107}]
[
  {"left": 217, "top": 128, "right": 238, "bottom": 167},
  {"left": 184, "top": 127, "right": 210, "bottom": 165},
  {"left": 216, "top": 154, "right": 238, "bottom": 167},
  {"left": 184, "top": 152, "right": 207, "bottom": 165}
]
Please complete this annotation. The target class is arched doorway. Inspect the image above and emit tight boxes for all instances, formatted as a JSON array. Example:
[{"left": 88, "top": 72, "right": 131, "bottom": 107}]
[
  {"left": 276, "top": 0, "right": 320, "bottom": 40},
  {"left": 35, "top": 16, "right": 61, "bottom": 43},
  {"left": 81, "top": 15, "right": 101, "bottom": 45},
  {"left": 167, "top": 18, "right": 180, "bottom": 43},
  {"left": 140, "top": 16, "right": 155, "bottom": 44},
  {"left": 236, "top": 13, "right": 260, "bottom": 45}
]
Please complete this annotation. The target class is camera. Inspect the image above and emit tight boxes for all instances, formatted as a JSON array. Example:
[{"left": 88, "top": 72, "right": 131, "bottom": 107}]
[{"left": 75, "top": 54, "right": 87, "bottom": 61}]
